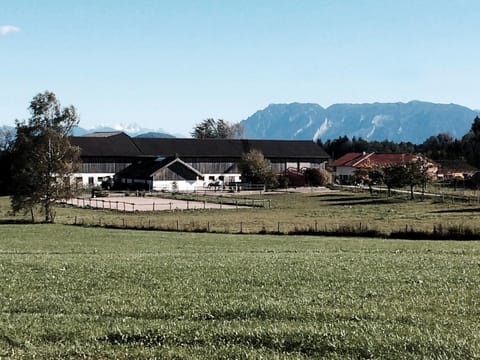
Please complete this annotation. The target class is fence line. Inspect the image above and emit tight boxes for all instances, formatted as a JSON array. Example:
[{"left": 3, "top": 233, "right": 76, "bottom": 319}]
[
  {"left": 62, "top": 197, "right": 271, "bottom": 212},
  {"left": 335, "top": 184, "right": 480, "bottom": 205},
  {"left": 66, "top": 217, "right": 480, "bottom": 240}
]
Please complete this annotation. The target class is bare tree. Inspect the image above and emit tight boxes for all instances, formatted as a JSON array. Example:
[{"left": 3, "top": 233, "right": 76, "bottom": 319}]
[{"left": 0, "top": 126, "right": 15, "bottom": 152}]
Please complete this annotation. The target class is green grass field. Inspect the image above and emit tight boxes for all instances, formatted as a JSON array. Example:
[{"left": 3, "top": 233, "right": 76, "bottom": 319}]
[
  {"left": 1, "top": 224, "right": 479, "bottom": 359},
  {"left": 4, "top": 189, "right": 480, "bottom": 236}
]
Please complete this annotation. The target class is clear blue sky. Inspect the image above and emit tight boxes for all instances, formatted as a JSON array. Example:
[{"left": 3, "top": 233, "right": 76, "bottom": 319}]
[{"left": 1, "top": 0, "right": 479, "bottom": 136}]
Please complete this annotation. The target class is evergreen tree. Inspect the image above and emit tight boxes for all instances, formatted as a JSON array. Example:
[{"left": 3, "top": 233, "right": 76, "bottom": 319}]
[{"left": 461, "top": 116, "right": 480, "bottom": 167}]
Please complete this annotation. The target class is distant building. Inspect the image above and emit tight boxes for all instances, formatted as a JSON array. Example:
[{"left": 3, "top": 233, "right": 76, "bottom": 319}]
[
  {"left": 436, "top": 160, "right": 478, "bottom": 180},
  {"left": 331, "top": 152, "right": 437, "bottom": 184},
  {"left": 70, "top": 132, "right": 330, "bottom": 191}
]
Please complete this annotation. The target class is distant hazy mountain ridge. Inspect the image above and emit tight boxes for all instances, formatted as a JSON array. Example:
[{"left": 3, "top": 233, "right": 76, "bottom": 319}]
[
  {"left": 71, "top": 125, "right": 175, "bottom": 138},
  {"left": 6, "top": 100, "right": 477, "bottom": 143},
  {"left": 241, "top": 101, "right": 480, "bottom": 143}
]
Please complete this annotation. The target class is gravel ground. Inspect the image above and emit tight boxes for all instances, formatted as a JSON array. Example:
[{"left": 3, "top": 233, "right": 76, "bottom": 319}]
[
  {"left": 65, "top": 196, "right": 245, "bottom": 212},
  {"left": 65, "top": 187, "right": 333, "bottom": 212}
]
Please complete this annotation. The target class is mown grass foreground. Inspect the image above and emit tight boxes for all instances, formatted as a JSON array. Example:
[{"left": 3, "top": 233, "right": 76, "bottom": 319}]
[{"left": 0, "top": 224, "right": 479, "bottom": 359}]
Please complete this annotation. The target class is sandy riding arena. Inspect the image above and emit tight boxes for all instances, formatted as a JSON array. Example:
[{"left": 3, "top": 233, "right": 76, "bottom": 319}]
[{"left": 64, "top": 196, "right": 249, "bottom": 212}]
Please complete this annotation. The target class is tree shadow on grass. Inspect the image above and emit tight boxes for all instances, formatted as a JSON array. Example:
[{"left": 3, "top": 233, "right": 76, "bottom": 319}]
[
  {"left": 432, "top": 208, "right": 480, "bottom": 214},
  {"left": 0, "top": 219, "right": 33, "bottom": 224},
  {"left": 315, "top": 194, "right": 403, "bottom": 206},
  {"left": 326, "top": 198, "right": 404, "bottom": 206},
  {"left": 316, "top": 195, "right": 375, "bottom": 202}
]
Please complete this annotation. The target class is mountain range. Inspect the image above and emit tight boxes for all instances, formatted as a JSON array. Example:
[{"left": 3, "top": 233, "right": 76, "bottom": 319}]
[
  {"left": 241, "top": 101, "right": 480, "bottom": 144},
  {"left": 3, "top": 101, "right": 479, "bottom": 144}
]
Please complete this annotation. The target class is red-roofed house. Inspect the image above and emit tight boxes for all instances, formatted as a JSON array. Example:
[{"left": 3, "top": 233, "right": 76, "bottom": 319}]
[{"left": 331, "top": 152, "right": 436, "bottom": 184}]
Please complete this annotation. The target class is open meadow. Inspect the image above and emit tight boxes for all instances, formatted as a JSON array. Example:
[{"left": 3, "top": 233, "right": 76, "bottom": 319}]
[
  {"left": 8, "top": 188, "right": 480, "bottom": 236},
  {"left": 1, "top": 192, "right": 480, "bottom": 358}
]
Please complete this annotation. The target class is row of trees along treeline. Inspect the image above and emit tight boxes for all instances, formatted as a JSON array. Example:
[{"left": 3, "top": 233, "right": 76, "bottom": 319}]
[{"left": 319, "top": 116, "right": 480, "bottom": 168}]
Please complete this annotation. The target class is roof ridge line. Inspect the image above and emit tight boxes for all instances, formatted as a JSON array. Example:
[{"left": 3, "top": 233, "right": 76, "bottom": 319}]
[{"left": 352, "top": 152, "right": 374, "bottom": 167}]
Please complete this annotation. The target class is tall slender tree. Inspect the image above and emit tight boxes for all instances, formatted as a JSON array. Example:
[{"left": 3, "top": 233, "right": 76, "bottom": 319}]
[{"left": 10, "top": 91, "right": 81, "bottom": 222}]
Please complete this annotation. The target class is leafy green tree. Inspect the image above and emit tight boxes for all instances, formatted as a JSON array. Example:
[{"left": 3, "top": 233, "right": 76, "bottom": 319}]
[
  {"left": 383, "top": 163, "right": 406, "bottom": 197},
  {"left": 238, "top": 149, "right": 277, "bottom": 187},
  {"left": 461, "top": 116, "right": 480, "bottom": 168},
  {"left": 10, "top": 91, "right": 81, "bottom": 222},
  {"left": 0, "top": 126, "right": 15, "bottom": 195},
  {"left": 352, "top": 167, "right": 384, "bottom": 193},
  {"left": 382, "top": 159, "right": 432, "bottom": 199},
  {"left": 420, "top": 133, "right": 462, "bottom": 161},
  {"left": 404, "top": 159, "right": 431, "bottom": 200},
  {"left": 191, "top": 118, "right": 244, "bottom": 139}
]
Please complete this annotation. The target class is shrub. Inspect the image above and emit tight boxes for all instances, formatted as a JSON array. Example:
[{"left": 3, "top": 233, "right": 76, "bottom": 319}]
[{"left": 305, "top": 168, "right": 331, "bottom": 186}]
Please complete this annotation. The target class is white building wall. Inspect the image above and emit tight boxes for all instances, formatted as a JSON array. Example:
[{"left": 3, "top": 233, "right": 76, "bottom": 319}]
[
  {"left": 73, "top": 173, "right": 115, "bottom": 188},
  {"left": 152, "top": 180, "right": 204, "bottom": 192},
  {"left": 202, "top": 173, "right": 242, "bottom": 185}
]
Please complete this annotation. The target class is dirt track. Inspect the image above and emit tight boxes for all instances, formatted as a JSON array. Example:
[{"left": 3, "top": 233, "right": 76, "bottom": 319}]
[
  {"left": 65, "top": 187, "right": 332, "bottom": 212},
  {"left": 65, "top": 196, "right": 245, "bottom": 212}
]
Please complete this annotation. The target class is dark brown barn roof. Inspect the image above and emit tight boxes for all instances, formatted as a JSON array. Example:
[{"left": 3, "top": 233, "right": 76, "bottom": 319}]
[
  {"left": 132, "top": 138, "right": 329, "bottom": 159},
  {"left": 71, "top": 132, "right": 330, "bottom": 160},
  {"left": 70, "top": 132, "right": 142, "bottom": 157}
]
